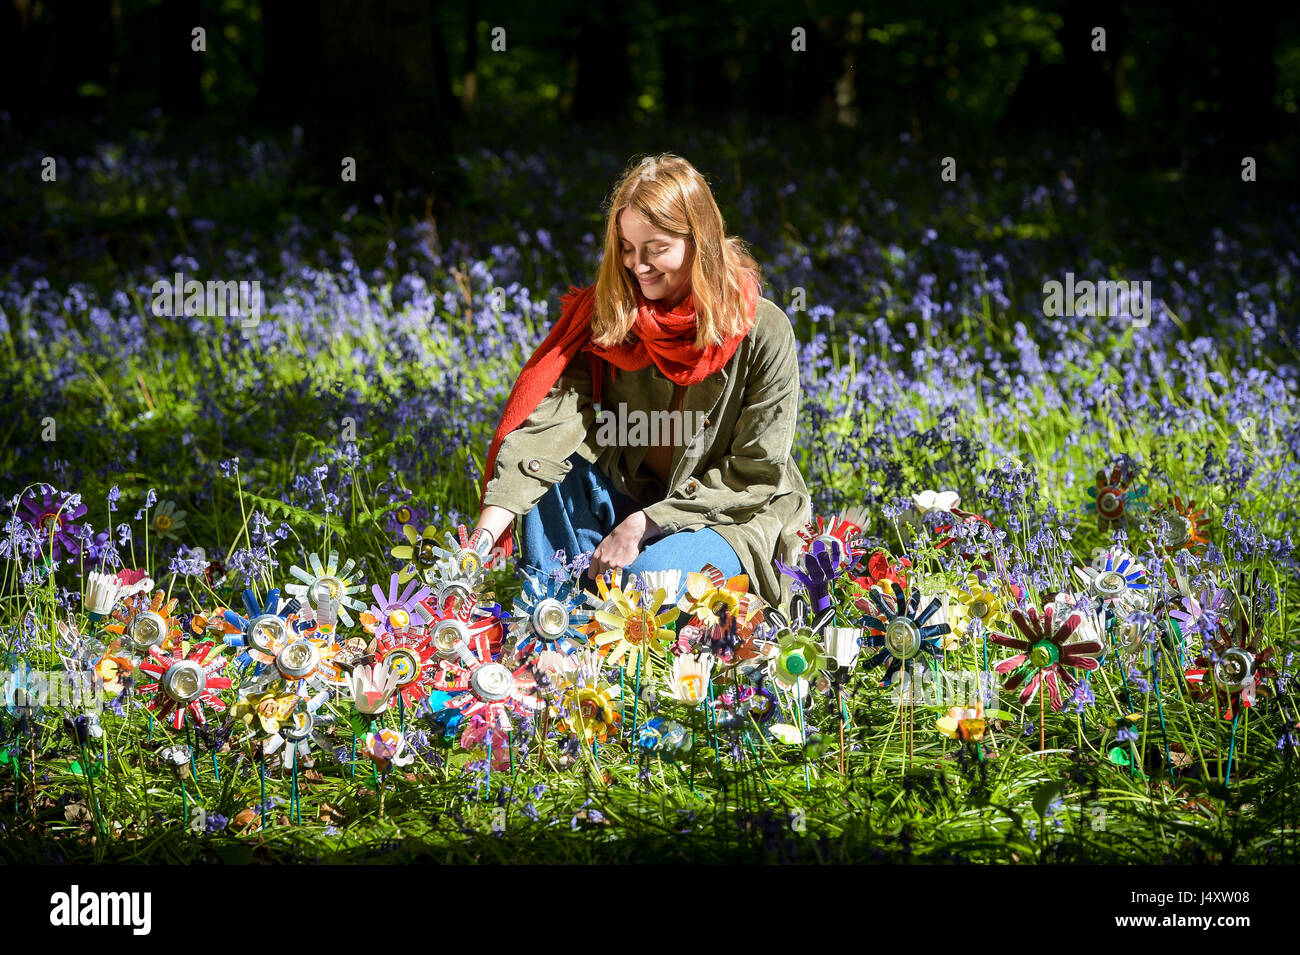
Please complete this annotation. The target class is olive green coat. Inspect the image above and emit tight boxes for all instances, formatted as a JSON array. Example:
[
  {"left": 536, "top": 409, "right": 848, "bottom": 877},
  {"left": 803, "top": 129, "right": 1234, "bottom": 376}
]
[{"left": 482, "top": 296, "right": 811, "bottom": 610}]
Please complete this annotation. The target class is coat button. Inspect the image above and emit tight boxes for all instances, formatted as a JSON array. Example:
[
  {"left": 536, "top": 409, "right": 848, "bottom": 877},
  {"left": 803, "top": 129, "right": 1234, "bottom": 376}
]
[
  {"left": 703, "top": 417, "right": 711, "bottom": 427},
  {"left": 527, "top": 459, "right": 541, "bottom": 473},
  {"left": 686, "top": 480, "right": 698, "bottom": 493}
]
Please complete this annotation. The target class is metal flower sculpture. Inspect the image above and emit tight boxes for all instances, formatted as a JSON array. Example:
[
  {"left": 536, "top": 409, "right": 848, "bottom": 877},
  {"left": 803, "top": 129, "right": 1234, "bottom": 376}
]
[
  {"left": 1075, "top": 550, "right": 1151, "bottom": 618},
  {"left": 590, "top": 581, "right": 679, "bottom": 671},
  {"left": 1154, "top": 497, "right": 1208, "bottom": 553},
  {"left": 285, "top": 551, "right": 368, "bottom": 628},
  {"left": 1185, "top": 589, "right": 1276, "bottom": 721},
  {"left": 947, "top": 573, "right": 1011, "bottom": 648},
  {"left": 988, "top": 605, "right": 1103, "bottom": 711},
  {"left": 1085, "top": 464, "right": 1148, "bottom": 531},
  {"left": 16, "top": 484, "right": 88, "bottom": 559},
  {"left": 222, "top": 587, "right": 297, "bottom": 673},
  {"left": 677, "top": 563, "right": 763, "bottom": 630},
  {"left": 359, "top": 573, "right": 432, "bottom": 641},
  {"left": 775, "top": 537, "right": 846, "bottom": 613},
  {"left": 857, "top": 582, "right": 950, "bottom": 685},
  {"left": 797, "top": 511, "right": 868, "bottom": 571},
  {"left": 433, "top": 636, "right": 541, "bottom": 733},
  {"left": 104, "top": 589, "right": 185, "bottom": 660},
  {"left": 369, "top": 629, "right": 439, "bottom": 710},
  {"left": 506, "top": 571, "right": 592, "bottom": 661},
  {"left": 137, "top": 640, "right": 231, "bottom": 730},
  {"left": 390, "top": 523, "right": 445, "bottom": 585}
]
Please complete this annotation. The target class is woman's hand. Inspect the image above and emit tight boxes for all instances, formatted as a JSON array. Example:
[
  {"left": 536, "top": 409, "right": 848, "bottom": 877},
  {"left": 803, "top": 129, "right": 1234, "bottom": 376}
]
[{"left": 587, "top": 510, "right": 662, "bottom": 581}]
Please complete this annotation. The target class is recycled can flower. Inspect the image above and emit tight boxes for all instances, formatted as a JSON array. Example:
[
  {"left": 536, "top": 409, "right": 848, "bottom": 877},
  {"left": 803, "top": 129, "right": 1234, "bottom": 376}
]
[
  {"left": 461, "top": 718, "right": 512, "bottom": 770},
  {"left": 677, "top": 563, "right": 763, "bottom": 631},
  {"left": 1074, "top": 550, "right": 1150, "bottom": 617},
  {"left": 137, "top": 640, "right": 231, "bottom": 730},
  {"left": 360, "top": 573, "right": 432, "bottom": 640},
  {"left": 434, "top": 636, "right": 542, "bottom": 732},
  {"left": 668, "top": 651, "right": 714, "bottom": 704},
  {"left": 262, "top": 690, "right": 336, "bottom": 770},
  {"left": 16, "top": 484, "right": 87, "bottom": 559},
  {"left": 636, "top": 717, "right": 693, "bottom": 760},
  {"left": 104, "top": 589, "right": 184, "bottom": 660},
  {"left": 947, "top": 573, "right": 1011, "bottom": 648},
  {"left": 1153, "top": 496, "right": 1208, "bottom": 552},
  {"left": 507, "top": 572, "right": 592, "bottom": 660},
  {"left": 850, "top": 550, "right": 911, "bottom": 594},
  {"left": 1185, "top": 611, "right": 1276, "bottom": 721},
  {"left": 222, "top": 587, "right": 296, "bottom": 673},
  {"left": 427, "top": 525, "right": 496, "bottom": 591},
  {"left": 1085, "top": 464, "right": 1148, "bottom": 531},
  {"left": 769, "top": 627, "right": 826, "bottom": 688},
  {"left": 937, "top": 699, "right": 985, "bottom": 742},
  {"left": 798, "top": 512, "right": 868, "bottom": 571},
  {"left": 348, "top": 659, "right": 401, "bottom": 715},
  {"left": 558, "top": 684, "right": 622, "bottom": 743},
  {"left": 360, "top": 728, "right": 414, "bottom": 771},
  {"left": 715, "top": 684, "right": 779, "bottom": 727},
  {"left": 590, "top": 582, "right": 680, "bottom": 670},
  {"left": 149, "top": 500, "right": 187, "bottom": 540},
  {"left": 857, "top": 581, "right": 950, "bottom": 685},
  {"left": 1166, "top": 586, "right": 1229, "bottom": 663},
  {"left": 775, "top": 537, "right": 846, "bottom": 613},
  {"left": 390, "top": 523, "right": 444, "bottom": 585},
  {"left": 369, "top": 630, "right": 438, "bottom": 709},
  {"left": 822, "top": 627, "right": 863, "bottom": 670},
  {"left": 112, "top": 568, "right": 156, "bottom": 601},
  {"left": 284, "top": 550, "right": 367, "bottom": 628},
  {"left": 232, "top": 684, "right": 300, "bottom": 736},
  {"left": 988, "top": 605, "right": 1102, "bottom": 711},
  {"left": 83, "top": 570, "right": 122, "bottom": 620}
]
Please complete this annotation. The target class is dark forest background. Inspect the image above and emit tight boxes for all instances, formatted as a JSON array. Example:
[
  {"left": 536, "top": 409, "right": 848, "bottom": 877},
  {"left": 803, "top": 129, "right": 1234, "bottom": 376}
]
[{"left": 4, "top": 0, "right": 1297, "bottom": 201}]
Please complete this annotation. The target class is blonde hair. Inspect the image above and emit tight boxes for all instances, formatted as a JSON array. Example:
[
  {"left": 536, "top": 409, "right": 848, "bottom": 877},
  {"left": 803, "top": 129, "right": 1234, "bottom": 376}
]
[{"left": 590, "top": 153, "right": 763, "bottom": 349}]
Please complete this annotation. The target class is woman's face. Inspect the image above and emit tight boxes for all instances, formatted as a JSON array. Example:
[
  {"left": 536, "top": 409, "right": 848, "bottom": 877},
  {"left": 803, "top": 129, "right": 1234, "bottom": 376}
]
[{"left": 618, "top": 209, "right": 693, "bottom": 307}]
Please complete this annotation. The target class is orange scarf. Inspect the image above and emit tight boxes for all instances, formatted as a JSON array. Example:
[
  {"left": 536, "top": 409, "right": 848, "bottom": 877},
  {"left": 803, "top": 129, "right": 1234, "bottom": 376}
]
[{"left": 481, "top": 271, "right": 760, "bottom": 557}]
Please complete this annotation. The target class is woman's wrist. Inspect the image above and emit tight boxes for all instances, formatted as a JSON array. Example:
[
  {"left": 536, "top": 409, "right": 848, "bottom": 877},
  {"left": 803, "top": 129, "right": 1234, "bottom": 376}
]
[{"left": 474, "top": 504, "right": 517, "bottom": 546}]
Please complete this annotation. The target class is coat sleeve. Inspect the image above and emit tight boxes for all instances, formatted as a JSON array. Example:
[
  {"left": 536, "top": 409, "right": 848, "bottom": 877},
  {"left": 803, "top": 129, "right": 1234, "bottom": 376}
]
[
  {"left": 641, "top": 315, "right": 799, "bottom": 535},
  {"left": 481, "top": 355, "right": 595, "bottom": 515}
]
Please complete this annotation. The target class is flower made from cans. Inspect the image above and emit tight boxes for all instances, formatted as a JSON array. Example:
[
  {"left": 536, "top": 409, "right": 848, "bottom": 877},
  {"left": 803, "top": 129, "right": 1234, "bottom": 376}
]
[
  {"left": 434, "top": 636, "right": 541, "bottom": 732},
  {"left": 858, "top": 581, "right": 951, "bottom": 685},
  {"left": 769, "top": 628, "right": 826, "bottom": 688},
  {"left": 137, "top": 640, "right": 230, "bottom": 730},
  {"left": 360, "top": 728, "right": 414, "bottom": 772},
  {"left": 775, "top": 537, "right": 846, "bottom": 612},
  {"left": 149, "top": 499, "right": 187, "bottom": 540},
  {"left": 16, "top": 483, "right": 87, "bottom": 559},
  {"left": 103, "top": 589, "right": 184, "bottom": 660},
  {"left": 390, "top": 523, "right": 444, "bottom": 586},
  {"left": 590, "top": 583, "right": 680, "bottom": 670},
  {"left": 284, "top": 550, "right": 367, "bottom": 628},
  {"left": 988, "top": 605, "right": 1102, "bottom": 711},
  {"left": 508, "top": 572, "right": 592, "bottom": 660},
  {"left": 369, "top": 630, "right": 438, "bottom": 709},
  {"left": 797, "top": 513, "right": 868, "bottom": 570},
  {"left": 222, "top": 587, "right": 296, "bottom": 673},
  {"left": 937, "top": 699, "right": 985, "bottom": 742},
  {"left": 1085, "top": 464, "right": 1148, "bottom": 530},
  {"left": 948, "top": 573, "right": 1011, "bottom": 648},
  {"left": 427, "top": 524, "right": 493, "bottom": 592},
  {"left": 678, "top": 563, "right": 762, "bottom": 631},
  {"left": 232, "top": 683, "right": 300, "bottom": 736},
  {"left": 1154, "top": 496, "right": 1208, "bottom": 552},
  {"left": 1074, "top": 550, "right": 1150, "bottom": 616},
  {"left": 1166, "top": 586, "right": 1228, "bottom": 662},
  {"left": 1185, "top": 613, "right": 1276, "bottom": 721},
  {"left": 262, "top": 690, "right": 335, "bottom": 770},
  {"left": 348, "top": 660, "right": 401, "bottom": 715},
  {"left": 667, "top": 651, "right": 715, "bottom": 704},
  {"left": 360, "top": 573, "right": 432, "bottom": 640},
  {"left": 558, "top": 684, "right": 622, "bottom": 743}
]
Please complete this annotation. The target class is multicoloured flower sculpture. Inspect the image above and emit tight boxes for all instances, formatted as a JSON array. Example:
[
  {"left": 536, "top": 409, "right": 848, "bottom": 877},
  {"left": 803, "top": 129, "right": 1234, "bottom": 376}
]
[
  {"left": 1085, "top": 464, "right": 1148, "bottom": 531},
  {"left": 104, "top": 590, "right": 185, "bottom": 660},
  {"left": 137, "top": 640, "right": 231, "bottom": 730},
  {"left": 507, "top": 571, "right": 591, "bottom": 660},
  {"left": 989, "top": 606, "right": 1102, "bottom": 711},
  {"left": 1075, "top": 550, "right": 1151, "bottom": 617},
  {"left": 359, "top": 573, "right": 432, "bottom": 640},
  {"left": 590, "top": 581, "right": 679, "bottom": 670},
  {"left": 557, "top": 684, "right": 622, "bottom": 744},
  {"left": 1154, "top": 497, "right": 1208, "bottom": 552},
  {"left": 369, "top": 630, "right": 439, "bottom": 709},
  {"left": 797, "top": 511, "right": 868, "bottom": 571},
  {"left": 1185, "top": 612, "right": 1276, "bottom": 721},
  {"left": 284, "top": 550, "right": 367, "bottom": 628},
  {"left": 857, "top": 582, "right": 950, "bottom": 685},
  {"left": 947, "top": 573, "right": 1011, "bottom": 648},
  {"left": 222, "top": 587, "right": 296, "bottom": 672}
]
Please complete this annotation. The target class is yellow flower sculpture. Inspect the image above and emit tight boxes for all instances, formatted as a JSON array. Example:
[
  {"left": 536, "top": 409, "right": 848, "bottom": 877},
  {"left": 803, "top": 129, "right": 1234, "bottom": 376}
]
[
  {"left": 592, "top": 583, "right": 679, "bottom": 670},
  {"left": 937, "top": 700, "right": 985, "bottom": 742},
  {"left": 557, "top": 684, "right": 622, "bottom": 744},
  {"left": 677, "top": 564, "right": 762, "bottom": 630},
  {"left": 947, "top": 574, "right": 1010, "bottom": 649}
]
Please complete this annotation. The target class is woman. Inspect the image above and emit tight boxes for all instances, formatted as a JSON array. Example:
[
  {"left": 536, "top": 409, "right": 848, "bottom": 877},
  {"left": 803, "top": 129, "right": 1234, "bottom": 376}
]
[{"left": 473, "top": 153, "right": 810, "bottom": 609}]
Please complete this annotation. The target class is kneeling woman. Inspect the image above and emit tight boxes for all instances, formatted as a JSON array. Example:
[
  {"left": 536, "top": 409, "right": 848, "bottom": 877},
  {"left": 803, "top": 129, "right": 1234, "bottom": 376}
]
[{"left": 473, "top": 153, "right": 810, "bottom": 610}]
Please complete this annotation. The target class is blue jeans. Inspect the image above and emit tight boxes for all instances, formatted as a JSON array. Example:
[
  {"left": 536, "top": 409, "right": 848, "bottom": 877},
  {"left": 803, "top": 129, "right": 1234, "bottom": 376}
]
[{"left": 519, "top": 452, "right": 741, "bottom": 603}]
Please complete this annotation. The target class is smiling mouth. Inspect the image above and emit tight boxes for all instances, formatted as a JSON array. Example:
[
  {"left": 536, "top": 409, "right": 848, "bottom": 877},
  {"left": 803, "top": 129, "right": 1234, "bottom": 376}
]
[{"left": 638, "top": 273, "right": 661, "bottom": 284}]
